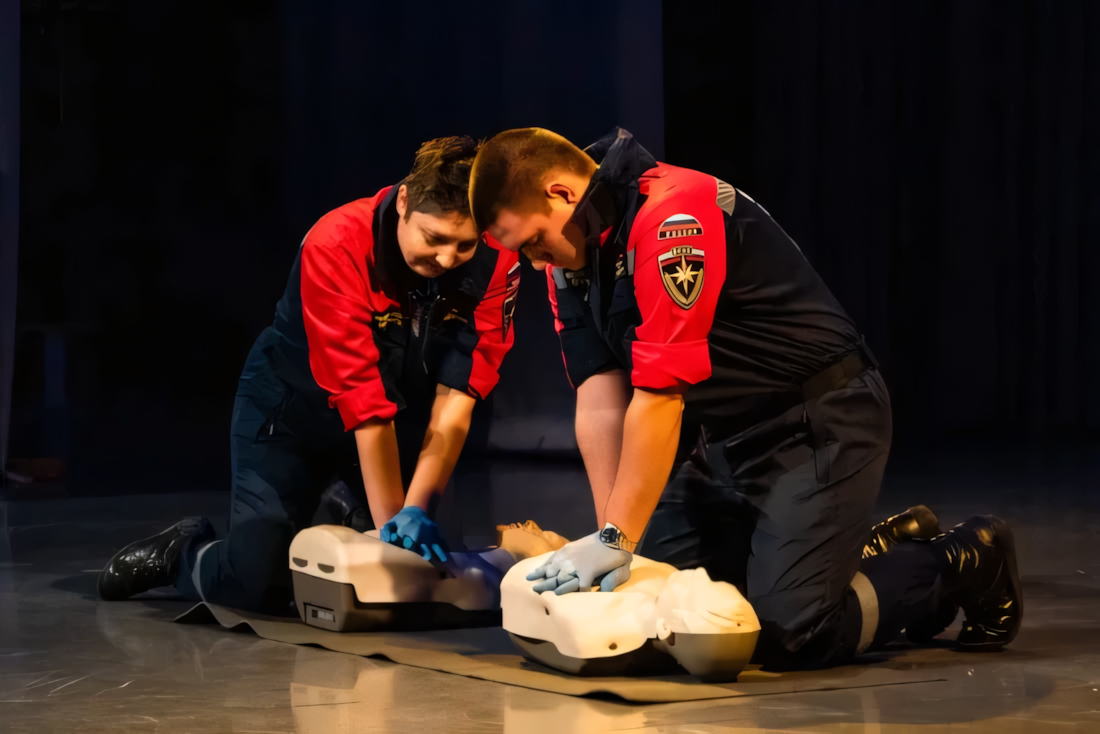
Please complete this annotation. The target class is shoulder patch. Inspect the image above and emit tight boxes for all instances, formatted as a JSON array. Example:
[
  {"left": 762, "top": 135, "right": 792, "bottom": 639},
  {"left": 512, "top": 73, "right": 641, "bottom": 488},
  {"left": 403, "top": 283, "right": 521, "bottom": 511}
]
[
  {"left": 658, "top": 214, "right": 704, "bottom": 240},
  {"left": 715, "top": 178, "right": 736, "bottom": 215},
  {"left": 657, "top": 245, "right": 705, "bottom": 309}
]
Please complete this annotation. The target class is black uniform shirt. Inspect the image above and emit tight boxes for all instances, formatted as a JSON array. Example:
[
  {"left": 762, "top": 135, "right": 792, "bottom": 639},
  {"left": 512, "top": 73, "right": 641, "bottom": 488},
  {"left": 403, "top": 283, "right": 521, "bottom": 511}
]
[{"left": 547, "top": 129, "right": 864, "bottom": 442}]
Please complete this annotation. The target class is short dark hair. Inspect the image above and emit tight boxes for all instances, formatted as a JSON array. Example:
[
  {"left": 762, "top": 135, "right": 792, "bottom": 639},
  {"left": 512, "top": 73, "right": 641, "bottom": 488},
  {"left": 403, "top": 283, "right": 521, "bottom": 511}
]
[
  {"left": 402, "top": 136, "right": 481, "bottom": 219},
  {"left": 469, "top": 128, "right": 597, "bottom": 233}
]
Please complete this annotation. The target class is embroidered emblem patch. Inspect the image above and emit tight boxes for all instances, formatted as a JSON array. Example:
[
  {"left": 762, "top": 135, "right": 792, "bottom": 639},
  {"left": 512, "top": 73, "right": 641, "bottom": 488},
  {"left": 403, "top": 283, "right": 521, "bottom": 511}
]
[
  {"left": 658, "top": 213, "right": 703, "bottom": 240},
  {"left": 442, "top": 310, "right": 467, "bottom": 325},
  {"left": 374, "top": 311, "right": 404, "bottom": 329},
  {"left": 502, "top": 261, "right": 520, "bottom": 339},
  {"left": 658, "top": 245, "right": 705, "bottom": 309}
]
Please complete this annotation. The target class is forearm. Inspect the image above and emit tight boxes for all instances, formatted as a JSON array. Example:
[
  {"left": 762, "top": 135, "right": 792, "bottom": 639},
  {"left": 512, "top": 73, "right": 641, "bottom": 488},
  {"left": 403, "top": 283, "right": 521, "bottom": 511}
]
[
  {"left": 602, "top": 386, "right": 685, "bottom": 542},
  {"left": 404, "top": 385, "right": 477, "bottom": 514},
  {"left": 575, "top": 369, "right": 632, "bottom": 526},
  {"left": 354, "top": 419, "right": 406, "bottom": 528}
]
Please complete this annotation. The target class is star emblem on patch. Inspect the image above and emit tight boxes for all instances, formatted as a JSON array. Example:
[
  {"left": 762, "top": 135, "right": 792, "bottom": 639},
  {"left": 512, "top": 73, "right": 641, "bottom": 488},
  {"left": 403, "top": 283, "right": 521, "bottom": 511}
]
[{"left": 657, "top": 245, "right": 705, "bottom": 309}]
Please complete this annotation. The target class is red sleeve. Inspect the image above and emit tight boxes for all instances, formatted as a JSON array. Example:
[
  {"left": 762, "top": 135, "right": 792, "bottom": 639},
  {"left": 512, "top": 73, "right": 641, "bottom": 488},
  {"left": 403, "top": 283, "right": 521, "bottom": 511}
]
[
  {"left": 546, "top": 266, "right": 564, "bottom": 334},
  {"left": 465, "top": 238, "right": 520, "bottom": 399},
  {"left": 545, "top": 265, "right": 572, "bottom": 380},
  {"left": 630, "top": 182, "right": 727, "bottom": 389},
  {"left": 299, "top": 220, "right": 397, "bottom": 430}
]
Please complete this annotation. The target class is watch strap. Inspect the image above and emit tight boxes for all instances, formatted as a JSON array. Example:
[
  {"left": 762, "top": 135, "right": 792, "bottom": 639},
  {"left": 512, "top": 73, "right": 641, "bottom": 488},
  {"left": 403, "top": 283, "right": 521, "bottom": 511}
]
[{"left": 599, "top": 523, "right": 637, "bottom": 553}]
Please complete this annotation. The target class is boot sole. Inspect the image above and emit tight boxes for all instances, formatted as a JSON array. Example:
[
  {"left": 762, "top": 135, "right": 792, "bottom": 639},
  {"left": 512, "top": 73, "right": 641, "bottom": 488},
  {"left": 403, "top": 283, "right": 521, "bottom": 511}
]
[{"left": 955, "top": 515, "right": 1023, "bottom": 652}]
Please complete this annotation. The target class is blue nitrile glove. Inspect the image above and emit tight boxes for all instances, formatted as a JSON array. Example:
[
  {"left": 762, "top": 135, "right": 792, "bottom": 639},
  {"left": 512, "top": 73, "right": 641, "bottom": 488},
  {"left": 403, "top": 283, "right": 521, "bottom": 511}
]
[
  {"left": 380, "top": 506, "right": 449, "bottom": 564},
  {"left": 526, "top": 527, "right": 632, "bottom": 595}
]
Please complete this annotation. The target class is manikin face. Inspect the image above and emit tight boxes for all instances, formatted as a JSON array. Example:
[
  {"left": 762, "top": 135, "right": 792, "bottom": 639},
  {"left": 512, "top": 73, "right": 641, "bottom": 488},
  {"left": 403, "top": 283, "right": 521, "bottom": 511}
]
[
  {"left": 487, "top": 179, "right": 588, "bottom": 272},
  {"left": 395, "top": 184, "right": 479, "bottom": 278}
]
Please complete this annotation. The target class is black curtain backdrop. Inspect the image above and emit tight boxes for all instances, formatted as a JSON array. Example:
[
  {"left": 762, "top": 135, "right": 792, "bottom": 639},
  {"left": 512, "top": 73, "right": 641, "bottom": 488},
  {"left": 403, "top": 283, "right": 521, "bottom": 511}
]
[
  {"left": 14, "top": 1, "right": 1098, "bottom": 497},
  {"left": 1, "top": 0, "right": 20, "bottom": 481},
  {"left": 14, "top": 0, "right": 662, "bottom": 495},
  {"left": 665, "top": 1, "right": 1100, "bottom": 444}
]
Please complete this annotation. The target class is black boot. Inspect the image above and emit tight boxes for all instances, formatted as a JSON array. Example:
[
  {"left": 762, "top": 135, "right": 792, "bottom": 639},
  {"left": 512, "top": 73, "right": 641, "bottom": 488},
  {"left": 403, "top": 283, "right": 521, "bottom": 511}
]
[
  {"left": 931, "top": 515, "right": 1023, "bottom": 652},
  {"left": 863, "top": 506, "right": 960, "bottom": 643},
  {"left": 98, "top": 517, "right": 215, "bottom": 601},
  {"left": 319, "top": 480, "right": 371, "bottom": 532},
  {"left": 862, "top": 505, "right": 942, "bottom": 558}
]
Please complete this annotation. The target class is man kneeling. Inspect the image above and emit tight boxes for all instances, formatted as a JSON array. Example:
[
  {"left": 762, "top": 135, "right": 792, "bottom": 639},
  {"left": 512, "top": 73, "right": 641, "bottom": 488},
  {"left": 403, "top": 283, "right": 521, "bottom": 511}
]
[{"left": 468, "top": 127, "right": 1021, "bottom": 670}]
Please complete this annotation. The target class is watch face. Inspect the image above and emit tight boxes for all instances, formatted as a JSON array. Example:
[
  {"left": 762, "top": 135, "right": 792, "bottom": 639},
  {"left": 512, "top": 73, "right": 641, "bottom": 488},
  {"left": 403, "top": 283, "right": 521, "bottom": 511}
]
[{"left": 598, "top": 527, "right": 620, "bottom": 547}]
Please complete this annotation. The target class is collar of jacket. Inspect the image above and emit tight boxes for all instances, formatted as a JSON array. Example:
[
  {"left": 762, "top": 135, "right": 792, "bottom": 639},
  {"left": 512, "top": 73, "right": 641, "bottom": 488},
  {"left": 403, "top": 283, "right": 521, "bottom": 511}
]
[
  {"left": 374, "top": 183, "right": 427, "bottom": 292},
  {"left": 568, "top": 127, "right": 658, "bottom": 248}
]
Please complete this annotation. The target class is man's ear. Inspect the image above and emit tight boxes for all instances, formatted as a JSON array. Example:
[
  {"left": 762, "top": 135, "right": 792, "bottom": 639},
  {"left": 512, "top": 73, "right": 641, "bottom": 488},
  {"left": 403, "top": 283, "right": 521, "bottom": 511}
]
[
  {"left": 546, "top": 179, "right": 582, "bottom": 205},
  {"left": 396, "top": 184, "right": 408, "bottom": 218}
]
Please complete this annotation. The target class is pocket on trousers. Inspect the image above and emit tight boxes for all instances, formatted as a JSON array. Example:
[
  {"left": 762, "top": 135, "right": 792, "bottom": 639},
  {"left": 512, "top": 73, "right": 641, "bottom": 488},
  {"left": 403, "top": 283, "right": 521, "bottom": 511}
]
[
  {"left": 803, "top": 401, "right": 837, "bottom": 485},
  {"left": 256, "top": 388, "right": 295, "bottom": 443},
  {"left": 721, "top": 407, "right": 816, "bottom": 495}
]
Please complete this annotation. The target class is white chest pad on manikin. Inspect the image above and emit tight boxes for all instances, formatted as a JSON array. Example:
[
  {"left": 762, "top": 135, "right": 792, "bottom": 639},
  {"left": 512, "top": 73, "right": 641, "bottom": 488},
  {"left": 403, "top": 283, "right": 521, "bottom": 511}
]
[
  {"left": 289, "top": 526, "right": 515, "bottom": 611},
  {"left": 501, "top": 553, "right": 760, "bottom": 659}
]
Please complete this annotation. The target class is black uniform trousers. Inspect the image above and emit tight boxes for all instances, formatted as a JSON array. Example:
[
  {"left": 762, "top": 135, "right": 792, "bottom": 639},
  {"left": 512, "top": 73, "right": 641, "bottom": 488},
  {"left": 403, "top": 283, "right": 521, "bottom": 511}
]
[
  {"left": 175, "top": 328, "right": 433, "bottom": 616},
  {"left": 639, "top": 369, "right": 945, "bottom": 670}
]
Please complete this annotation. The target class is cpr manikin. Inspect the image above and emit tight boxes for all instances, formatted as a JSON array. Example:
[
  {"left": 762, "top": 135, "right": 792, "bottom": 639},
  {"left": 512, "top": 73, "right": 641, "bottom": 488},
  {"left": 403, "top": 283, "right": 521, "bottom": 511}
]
[
  {"left": 502, "top": 554, "right": 761, "bottom": 682},
  {"left": 288, "top": 521, "right": 568, "bottom": 632},
  {"left": 290, "top": 522, "right": 760, "bottom": 682},
  {"left": 289, "top": 526, "right": 514, "bottom": 631}
]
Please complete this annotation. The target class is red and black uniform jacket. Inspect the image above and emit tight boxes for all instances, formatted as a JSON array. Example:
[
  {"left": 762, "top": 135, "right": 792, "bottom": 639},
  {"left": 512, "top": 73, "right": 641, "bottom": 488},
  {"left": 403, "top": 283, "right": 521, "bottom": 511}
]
[
  {"left": 267, "top": 185, "right": 520, "bottom": 432},
  {"left": 547, "top": 129, "right": 868, "bottom": 448}
]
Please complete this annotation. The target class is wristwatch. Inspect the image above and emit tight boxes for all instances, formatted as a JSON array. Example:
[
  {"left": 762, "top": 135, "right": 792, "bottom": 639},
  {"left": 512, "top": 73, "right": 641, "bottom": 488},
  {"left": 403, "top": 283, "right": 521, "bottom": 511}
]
[{"left": 599, "top": 523, "right": 637, "bottom": 553}]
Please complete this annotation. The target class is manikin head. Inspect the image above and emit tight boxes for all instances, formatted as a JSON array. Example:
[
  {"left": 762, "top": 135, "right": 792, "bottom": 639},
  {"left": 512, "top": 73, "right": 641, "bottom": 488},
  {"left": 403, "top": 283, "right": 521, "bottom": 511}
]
[
  {"left": 395, "top": 136, "right": 481, "bottom": 278},
  {"left": 469, "top": 128, "right": 598, "bottom": 272}
]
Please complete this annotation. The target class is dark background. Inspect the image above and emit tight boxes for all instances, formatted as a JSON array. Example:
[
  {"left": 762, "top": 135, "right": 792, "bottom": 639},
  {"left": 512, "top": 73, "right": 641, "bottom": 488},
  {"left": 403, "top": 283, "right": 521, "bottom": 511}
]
[
  {"left": 6, "top": 0, "right": 1098, "bottom": 497},
  {"left": 666, "top": 1, "right": 1100, "bottom": 441}
]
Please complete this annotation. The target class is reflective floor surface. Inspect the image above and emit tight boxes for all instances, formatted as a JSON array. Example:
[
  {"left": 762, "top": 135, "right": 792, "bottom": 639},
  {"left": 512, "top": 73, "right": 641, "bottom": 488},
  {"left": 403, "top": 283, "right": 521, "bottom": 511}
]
[{"left": 2, "top": 445, "right": 1100, "bottom": 732}]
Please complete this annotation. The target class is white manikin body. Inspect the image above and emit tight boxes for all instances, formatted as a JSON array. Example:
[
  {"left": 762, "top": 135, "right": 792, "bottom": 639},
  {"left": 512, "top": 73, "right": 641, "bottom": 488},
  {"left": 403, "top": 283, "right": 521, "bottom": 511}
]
[
  {"left": 289, "top": 525, "right": 515, "bottom": 611},
  {"left": 502, "top": 553, "right": 761, "bottom": 660}
]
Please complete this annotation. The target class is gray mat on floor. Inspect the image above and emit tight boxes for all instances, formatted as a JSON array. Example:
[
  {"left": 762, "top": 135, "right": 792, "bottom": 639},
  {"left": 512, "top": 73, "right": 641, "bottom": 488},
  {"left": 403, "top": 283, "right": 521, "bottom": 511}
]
[{"left": 175, "top": 602, "right": 945, "bottom": 703}]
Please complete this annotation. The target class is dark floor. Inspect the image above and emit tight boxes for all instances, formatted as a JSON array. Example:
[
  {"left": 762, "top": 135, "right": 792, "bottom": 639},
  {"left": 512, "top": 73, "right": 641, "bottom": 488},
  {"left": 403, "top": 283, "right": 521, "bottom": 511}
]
[{"left": 2, "top": 443, "right": 1100, "bottom": 733}]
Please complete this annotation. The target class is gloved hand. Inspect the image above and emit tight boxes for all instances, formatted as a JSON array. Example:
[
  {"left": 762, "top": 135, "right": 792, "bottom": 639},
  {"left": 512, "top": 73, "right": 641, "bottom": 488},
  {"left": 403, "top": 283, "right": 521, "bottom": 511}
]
[
  {"left": 380, "top": 506, "right": 449, "bottom": 563},
  {"left": 526, "top": 529, "right": 632, "bottom": 595}
]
